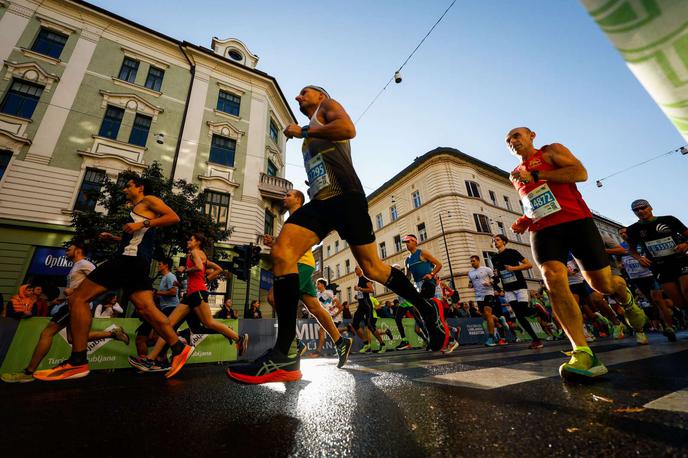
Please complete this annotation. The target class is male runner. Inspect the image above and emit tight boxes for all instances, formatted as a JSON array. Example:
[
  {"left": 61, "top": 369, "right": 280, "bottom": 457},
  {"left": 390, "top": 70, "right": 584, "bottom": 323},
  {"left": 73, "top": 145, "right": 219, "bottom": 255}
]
[
  {"left": 35, "top": 177, "right": 193, "bottom": 381},
  {"left": 351, "top": 267, "right": 393, "bottom": 353},
  {"left": 227, "top": 86, "right": 447, "bottom": 384},
  {"left": 265, "top": 189, "right": 352, "bottom": 368},
  {"left": 625, "top": 199, "right": 688, "bottom": 326},
  {"left": 491, "top": 234, "right": 543, "bottom": 349},
  {"left": 2, "top": 240, "right": 128, "bottom": 383},
  {"left": 390, "top": 263, "right": 428, "bottom": 350},
  {"left": 507, "top": 127, "right": 647, "bottom": 379},
  {"left": 465, "top": 255, "right": 505, "bottom": 346},
  {"left": 312, "top": 278, "right": 343, "bottom": 356},
  {"left": 403, "top": 234, "right": 442, "bottom": 300}
]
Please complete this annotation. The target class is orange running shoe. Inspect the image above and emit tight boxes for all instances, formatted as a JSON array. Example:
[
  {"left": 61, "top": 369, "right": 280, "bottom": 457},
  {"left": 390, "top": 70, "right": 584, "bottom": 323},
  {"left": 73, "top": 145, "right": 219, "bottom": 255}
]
[
  {"left": 33, "top": 361, "right": 89, "bottom": 381},
  {"left": 165, "top": 344, "right": 194, "bottom": 379}
]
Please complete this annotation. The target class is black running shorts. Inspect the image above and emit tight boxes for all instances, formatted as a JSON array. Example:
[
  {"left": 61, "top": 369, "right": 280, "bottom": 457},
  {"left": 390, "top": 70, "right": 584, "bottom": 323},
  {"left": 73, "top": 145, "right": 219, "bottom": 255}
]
[
  {"left": 568, "top": 282, "right": 589, "bottom": 299},
  {"left": 651, "top": 258, "right": 688, "bottom": 284},
  {"left": 285, "top": 192, "right": 375, "bottom": 246},
  {"left": 530, "top": 218, "right": 609, "bottom": 271},
  {"left": 181, "top": 290, "right": 209, "bottom": 309},
  {"left": 50, "top": 303, "right": 70, "bottom": 327},
  {"left": 477, "top": 295, "right": 497, "bottom": 313},
  {"left": 629, "top": 276, "right": 660, "bottom": 300},
  {"left": 88, "top": 255, "right": 153, "bottom": 293}
]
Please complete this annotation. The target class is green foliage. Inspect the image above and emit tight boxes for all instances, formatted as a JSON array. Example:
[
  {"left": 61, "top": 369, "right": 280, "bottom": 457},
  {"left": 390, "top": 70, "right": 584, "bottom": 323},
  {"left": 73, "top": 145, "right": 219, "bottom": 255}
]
[{"left": 70, "top": 162, "right": 232, "bottom": 262}]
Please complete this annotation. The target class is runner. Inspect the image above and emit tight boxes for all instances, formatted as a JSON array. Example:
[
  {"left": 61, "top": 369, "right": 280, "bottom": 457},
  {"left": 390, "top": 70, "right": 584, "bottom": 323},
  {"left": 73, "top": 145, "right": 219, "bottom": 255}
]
[
  {"left": 351, "top": 267, "right": 393, "bottom": 353},
  {"left": 35, "top": 176, "right": 193, "bottom": 381},
  {"left": 506, "top": 126, "right": 648, "bottom": 380},
  {"left": 403, "top": 234, "right": 442, "bottom": 300},
  {"left": 128, "top": 233, "right": 248, "bottom": 374},
  {"left": 2, "top": 239, "right": 129, "bottom": 383},
  {"left": 391, "top": 265, "right": 429, "bottom": 350},
  {"left": 625, "top": 200, "right": 688, "bottom": 333},
  {"left": 464, "top": 255, "right": 505, "bottom": 347},
  {"left": 227, "top": 85, "right": 447, "bottom": 384},
  {"left": 491, "top": 234, "right": 543, "bottom": 349},
  {"left": 312, "top": 278, "right": 345, "bottom": 356},
  {"left": 264, "top": 189, "right": 353, "bottom": 369}
]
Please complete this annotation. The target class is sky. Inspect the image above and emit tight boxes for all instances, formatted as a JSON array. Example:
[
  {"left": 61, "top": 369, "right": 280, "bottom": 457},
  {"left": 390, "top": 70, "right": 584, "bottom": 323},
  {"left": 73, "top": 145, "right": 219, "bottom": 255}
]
[{"left": 92, "top": 0, "right": 687, "bottom": 226}]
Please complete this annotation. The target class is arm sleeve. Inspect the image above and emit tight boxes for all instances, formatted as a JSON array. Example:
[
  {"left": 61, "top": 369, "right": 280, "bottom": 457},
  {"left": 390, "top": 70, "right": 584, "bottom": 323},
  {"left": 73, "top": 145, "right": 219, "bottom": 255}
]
[
  {"left": 113, "top": 304, "right": 123, "bottom": 314},
  {"left": 94, "top": 304, "right": 103, "bottom": 317}
]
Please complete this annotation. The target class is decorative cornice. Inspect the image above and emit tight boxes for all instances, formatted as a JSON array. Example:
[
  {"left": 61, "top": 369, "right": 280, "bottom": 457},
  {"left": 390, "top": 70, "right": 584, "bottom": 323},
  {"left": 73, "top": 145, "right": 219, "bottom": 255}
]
[
  {"left": 198, "top": 174, "right": 240, "bottom": 189},
  {"left": 78, "top": 149, "right": 147, "bottom": 169},
  {"left": 265, "top": 144, "right": 283, "bottom": 169},
  {"left": 35, "top": 14, "right": 77, "bottom": 36},
  {"left": 7, "top": 3, "right": 36, "bottom": 19},
  {"left": 111, "top": 77, "right": 162, "bottom": 98},
  {"left": 212, "top": 108, "right": 241, "bottom": 122},
  {"left": 19, "top": 48, "right": 62, "bottom": 66},
  {"left": 216, "top": 80, "right": 245, "bottom": 96},
  {"left": 99, "top": 90, "right": 164, "bottom": 120},
  {"left": 121, "top": 46, "right": 169, "bottom": 69},
  {"left": 3, "top": 61, "right": 60, "bottom": 91},
  {"left": 206, "top": 120, "right": 245, "bottom": 140}
]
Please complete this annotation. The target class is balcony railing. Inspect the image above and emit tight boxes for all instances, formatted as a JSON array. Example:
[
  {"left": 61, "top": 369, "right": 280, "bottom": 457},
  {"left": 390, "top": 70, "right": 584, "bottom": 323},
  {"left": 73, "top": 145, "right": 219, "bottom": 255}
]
[{"left": 258, "top": 172, "right": 293, "bottom": 200}]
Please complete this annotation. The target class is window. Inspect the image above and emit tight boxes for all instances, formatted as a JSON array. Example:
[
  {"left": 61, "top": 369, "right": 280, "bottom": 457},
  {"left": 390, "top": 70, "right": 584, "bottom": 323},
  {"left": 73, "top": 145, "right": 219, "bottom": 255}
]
[
  {"left": 418, "top": 223, "right": 427, "bottom": 242},
  {"left": 503, "top": 196, "right": 512, "bottom": 211},
  {"left": 209, "top": 134, "right": 236, "bottom": 167},
  {"left": 264, "top": 209, "right": 274, "bottom": 236},
  {"left": 482, "top": 250, "right": 497, "bottom": 269},
  {"left": 515, "top": 233, "right": 522, "bottom": 243},
  {"left": 345, "top": 259, "right": 350, "bottom": 274},
  {"left": 489, "top": 190, "right": 497, "bottom": 206},
  {"left": 336, "top": 264, "right": 341, "bottom": 278},
  {"left": 144, "top": 67, "right": 164, "bottom": 91},
  {"left": 465, "top": 181, "right": 480, "bottom": 198},
  {"left": 315, "top": 259, "right": 320, "bottom": 272},
  {"left": 31, "top": 28, "right": 68, "bottom": 59},
  {"left": 118, "top": 57, "right": 139, "bottom": 83},
  {"left": 0, "top": 151, "right": 11, "bottom": 180},
  {"left": 473, "top": 213, "right": 491, "bottom": 233},
  {"left": 327, "top": 245, "right": 331, "bottom": 257},
  {"left": 379, "top": 242, "right": 387, "bottom": 259},
  {"left": 267, "top": 160, "right": 278, "bottom": 177},
  {"left": 0, "top": 79, "right": 43, "bottom": 119},
  {"left": 390, "top": 205, "right": 398, "bottom": 221},
  {"left": 335, "top": 240, "right": 339, "bottom": 253},
  {"left": 376, "top": 213, "right": 383, "bottom": 230},
  {"left": 74, "top": 168, "right": 106, "bottom": 212},
  {"left": 269, "top": 119, "right": 279, "bottom": 143},
  {"left": 347, "top": 286, "right": 352, "bottom": 303},
  {"left": 98, "top": 105, "right": 124, "bottom": 139},
  {"left": 128, "top": 114, "right": 151, "bottom": 147},
  {"left": 497, "top": 221, "right": 506, "bottom": 236},
  {"left": 412, "top": 190, "right": 421, "bottom": 208},
  {"left": 394, "top": 235, "right": 402, "bottom": 253},
  {"left": 204, "top": 190, "right": 230, "bottom": 226},
  {"left": 217, "top": 90, "right": 240, "bottom": 116}
]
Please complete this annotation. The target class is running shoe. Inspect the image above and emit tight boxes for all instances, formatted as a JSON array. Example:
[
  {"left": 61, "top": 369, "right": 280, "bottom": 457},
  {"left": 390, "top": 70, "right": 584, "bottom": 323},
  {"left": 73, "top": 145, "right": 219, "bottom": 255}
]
[
  {"left": 635, "top": 331, "right": 649, "bottom": 345},
  {"left": 335, "top": 337, "right": 353, "bottom": 368},
  {"left": 559, "top": 350, "right": 607, "bottom": 379},
  {"left": 358, "top": 344, "right": 371, "bottom": 354},
  {"left": 385, "top": 329, "right": 394, "bottom": 340},
  {"left": 226, "top": 348, "right": 301, "bottom": 384},
  {"left": 1, "top": 371, "right": 34, "bottom": 383},
  {"left": 296, "top": 339, "right": 307, "bottom": 357},
  {"left": 424, "top": 298, "right": 449, "bottom": 351},
  {"left": 395, "top": 339, "right": 410, "bottom": 350},
  {"left": 484, "top": 337, "right": 496, "bottom": 347},
  {"left": 236, "top": 333, "right": 249, "bottom": 357},
  {"left": 110, "top": 326, "right": 130, "bottom": 345},
  {"left": 583, "top": 326, "right": 596, "bottom": 342},
  {"left": 528, "top": 340, "right": 544, "bottom": 350},
  {"left": 128, "top": 356, "right": 155, "bottom": 372},
  {"left": 663, "top": 327, "right": 677, "bottom": 342},
  {"left": 623, "top": 291, "right": 648, "bottom": 331},
  {"left": 611, "top": 324, "right": 626, "bottom": 340},
  {"left": 165, "top": 344, "right": 195, "bottom": 379},
  {"left": 444, "top": 341, "right": 459, "bottom": 353},
  {"left": 497, "top": 338, "right": 507, "bottom": 346},
  {"left": 33, "top": 361, "right": 89, "bottom": 381},
  {"left": 374, "top": 345, "right": 387, "bottom": 354}
]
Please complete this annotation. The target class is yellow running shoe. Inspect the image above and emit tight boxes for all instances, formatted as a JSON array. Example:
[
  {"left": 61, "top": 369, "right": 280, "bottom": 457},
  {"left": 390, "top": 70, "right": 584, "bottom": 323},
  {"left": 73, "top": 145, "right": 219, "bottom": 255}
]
[
  {"left": 559, "top": 350, "right": 608, "bottom": 379},
  {"left": 622, "top": 289, "right": 648, "bottom": 331}
]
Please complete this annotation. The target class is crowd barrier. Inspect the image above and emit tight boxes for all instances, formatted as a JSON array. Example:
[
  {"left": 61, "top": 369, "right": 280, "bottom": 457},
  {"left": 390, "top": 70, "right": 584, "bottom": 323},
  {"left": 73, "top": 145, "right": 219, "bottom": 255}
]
[{"left": 0, "top": 315, "right": 550, "bottom": 373}]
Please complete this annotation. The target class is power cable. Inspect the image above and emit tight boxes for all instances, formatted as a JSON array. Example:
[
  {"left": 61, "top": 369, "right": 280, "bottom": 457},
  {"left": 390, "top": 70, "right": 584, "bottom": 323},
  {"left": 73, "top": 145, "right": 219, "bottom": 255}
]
[{"left": 595, "top": 145, "right": 687, "bottom": 187}]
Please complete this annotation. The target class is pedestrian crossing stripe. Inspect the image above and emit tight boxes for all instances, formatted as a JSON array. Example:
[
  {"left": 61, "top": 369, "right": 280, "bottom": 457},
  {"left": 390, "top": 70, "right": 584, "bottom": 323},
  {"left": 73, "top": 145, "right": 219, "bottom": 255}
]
[{"left": 643, "top": 389, "right": 688, "bottom": 413}]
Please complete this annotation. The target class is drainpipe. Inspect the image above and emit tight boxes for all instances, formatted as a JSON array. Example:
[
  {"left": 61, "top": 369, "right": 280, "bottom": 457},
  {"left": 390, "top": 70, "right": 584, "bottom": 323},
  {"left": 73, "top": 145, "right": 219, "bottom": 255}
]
[{"left": 171, "top": 43, "right": 195, "bottom": 180}]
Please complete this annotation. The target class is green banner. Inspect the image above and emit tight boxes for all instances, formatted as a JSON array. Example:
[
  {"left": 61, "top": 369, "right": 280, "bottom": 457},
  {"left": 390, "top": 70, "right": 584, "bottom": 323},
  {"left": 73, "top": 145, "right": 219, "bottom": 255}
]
[
  {"left": 368, "top": 318, "right": 426, "bottom": 350},
  {"left": 0, "top": 318, "right": 238, "bottom": 373}
]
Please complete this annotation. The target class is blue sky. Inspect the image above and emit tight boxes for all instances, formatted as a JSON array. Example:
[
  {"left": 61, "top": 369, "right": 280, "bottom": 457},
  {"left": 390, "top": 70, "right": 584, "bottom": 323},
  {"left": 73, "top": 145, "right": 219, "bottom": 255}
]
[{"left": 92, "top": 0, "right": 687, "bottom": 226}]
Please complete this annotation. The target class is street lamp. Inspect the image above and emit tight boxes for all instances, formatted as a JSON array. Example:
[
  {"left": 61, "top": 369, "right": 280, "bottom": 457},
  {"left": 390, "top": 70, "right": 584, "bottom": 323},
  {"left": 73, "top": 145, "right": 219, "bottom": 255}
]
[{"left": 438, "top": 211, "right": 457, "bottom": 290}]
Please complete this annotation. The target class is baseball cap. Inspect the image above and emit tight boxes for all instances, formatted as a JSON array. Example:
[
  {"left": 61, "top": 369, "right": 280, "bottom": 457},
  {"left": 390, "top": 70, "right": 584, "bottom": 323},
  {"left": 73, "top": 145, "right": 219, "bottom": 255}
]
[
  {"left": 631, "top": 199, "right": 650, "bottom": 211},
  {"left": 304, "top": 85, "right": 330, "bottom": 98},
  {"left": 402, "top": 234, "right": 417, "bottom": 243}
]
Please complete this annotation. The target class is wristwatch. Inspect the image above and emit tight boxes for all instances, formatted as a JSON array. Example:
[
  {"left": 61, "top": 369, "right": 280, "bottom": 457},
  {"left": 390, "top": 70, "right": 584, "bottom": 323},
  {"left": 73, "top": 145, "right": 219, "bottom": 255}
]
[
  {"left": 301, "top": 125, "right": 310, "bottom": 138},
  {"left": 143, "top": 219, "right": 151, "bottom": 228},
  {"left": 531, "top": 170, "right": 540, "bottom": 183}
]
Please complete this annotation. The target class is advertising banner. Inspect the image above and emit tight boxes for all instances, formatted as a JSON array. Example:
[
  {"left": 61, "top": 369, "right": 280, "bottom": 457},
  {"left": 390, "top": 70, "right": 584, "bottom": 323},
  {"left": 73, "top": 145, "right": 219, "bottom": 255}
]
[{"left": 27, "top": 247, "right": 74, "bottom": 276}]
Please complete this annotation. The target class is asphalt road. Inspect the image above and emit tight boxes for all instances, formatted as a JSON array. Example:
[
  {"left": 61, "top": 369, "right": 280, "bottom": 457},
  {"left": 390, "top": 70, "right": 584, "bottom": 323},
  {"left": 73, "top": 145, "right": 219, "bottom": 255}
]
[{"left": 3, "top": 332, "right": 688, "bottom": 457}]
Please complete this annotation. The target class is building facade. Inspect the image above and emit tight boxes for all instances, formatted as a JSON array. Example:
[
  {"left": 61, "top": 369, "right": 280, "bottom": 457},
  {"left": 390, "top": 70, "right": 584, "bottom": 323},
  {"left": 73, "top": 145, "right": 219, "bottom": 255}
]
[
  {"left": 0, "top": 0, "right": 296, "bottom": 315},
  {"left": 321, "top": 147, "right": 542, "bottom": 306}
]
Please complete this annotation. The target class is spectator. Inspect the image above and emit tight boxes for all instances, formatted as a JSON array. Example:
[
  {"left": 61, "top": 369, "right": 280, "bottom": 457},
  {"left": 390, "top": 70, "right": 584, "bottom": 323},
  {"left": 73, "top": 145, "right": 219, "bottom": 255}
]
[
  {"left": 378, "top": 300, "right": 394, "bottom": 319},
  {"left": 154, "top": 258, "right": 179, "bottom": 316},
  {"left": 33, "top": 285, "right": 50, "bottom": 317},
  {"left": 7, "top": 284, "right": 37, "bottom": 319},
  {"left": 469, "top": 301, "right": 481, "bottom": 318},
  {"left": 391, "top": 299, "right": 400, "bottom": 317},
  {"left": 215, "top": 298, "right": 238, "bottom": 319},
  {"left": 248, "top": 300, "right": 262, "bottom": 319},
  {"left": 94, "top": 293, "right": 124, "bottom": 318}
]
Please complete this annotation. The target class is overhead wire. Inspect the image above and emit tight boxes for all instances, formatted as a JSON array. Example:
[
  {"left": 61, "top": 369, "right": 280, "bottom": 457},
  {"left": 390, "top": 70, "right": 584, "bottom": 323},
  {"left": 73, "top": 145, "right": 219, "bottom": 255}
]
[{"left": 595, "top": 145, "right": 687, "bottom": 187}]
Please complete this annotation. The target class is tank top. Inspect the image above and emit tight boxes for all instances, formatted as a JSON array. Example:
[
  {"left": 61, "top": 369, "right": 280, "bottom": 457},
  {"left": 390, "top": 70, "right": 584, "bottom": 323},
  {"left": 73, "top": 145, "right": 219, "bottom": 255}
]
[
  {"left": 301, "top": 104, "right": 364, "bottom": 200},
  {"left": 405, "top": 249, "right": 434, "bottom": 282},
  {"left": 116, "top": 210, "right": 156, "bottom": 264},
  {"left": 512, "top": 148, "right": 592, "bottom": 231},
  {"left": 185, "top": 254, "right": 207, "bottom": 293}
]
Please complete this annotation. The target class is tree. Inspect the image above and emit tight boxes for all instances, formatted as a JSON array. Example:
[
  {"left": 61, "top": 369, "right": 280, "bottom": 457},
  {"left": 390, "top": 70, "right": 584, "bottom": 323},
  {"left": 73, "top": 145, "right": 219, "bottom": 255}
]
[{"left": 71, "top": 162, "right": 232, "bottom": 262}]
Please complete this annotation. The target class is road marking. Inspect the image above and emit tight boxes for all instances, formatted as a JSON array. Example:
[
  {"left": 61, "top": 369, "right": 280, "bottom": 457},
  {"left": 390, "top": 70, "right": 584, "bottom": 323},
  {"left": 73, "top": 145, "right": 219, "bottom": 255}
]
[{"left": 644, "top": 389, "right": 688, "bottom": 413}]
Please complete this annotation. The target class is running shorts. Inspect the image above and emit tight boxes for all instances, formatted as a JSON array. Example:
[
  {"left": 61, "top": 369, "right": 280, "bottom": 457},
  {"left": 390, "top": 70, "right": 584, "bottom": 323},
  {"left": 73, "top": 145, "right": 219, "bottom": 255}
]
[
  {"left": 504, "top": 289, "right": 529, "bottom": 303},
  {"left": 477, "top": 295, "right": 497, "bottom": 312},
  {"left": 88, "top": 255, "right": 153, "bottom": 293},
  {"left": 181, "top": 290, "right": 209, "bottom": 309},
  {"left": 50, "top": 303, "right": 70, "bottom": 327},
  {"left": 530, "top": 218, "right": 609, "bottom": 271},
  {"left": 285, "top": 192, "right": 375, "bottom": 246},
  {"left": 629, "top": 275, "right": 660, "bottom": 301},
  {"left": 298, "top": 263, "right": 317, "bottom": 297},
  {"left": 569, "top": 282, "right": 589, "bottom": 299},
  {"left": 651, "top": 258, "right": 688, "bottom": 284}
]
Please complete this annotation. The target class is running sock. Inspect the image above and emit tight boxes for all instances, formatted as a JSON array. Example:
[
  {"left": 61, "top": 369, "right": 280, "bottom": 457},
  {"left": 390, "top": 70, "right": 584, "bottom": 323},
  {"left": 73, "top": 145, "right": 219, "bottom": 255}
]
[
  {"left": 574, "top": 345, "right": 593, "bottom": 357},
  {"left": 620, "top": 287, "right": 634, "bottom": 307},
  {"left": 171, "top": 340, "right": 185, "bottom": 355},
  {"left": 512, "top": 301, "right": 540, "bottom": 341},
  {"left": 68, "top": 350, "right": 87, "bottom": 365},
  {"left": 384, "top": 267, "right": 431, "bottom": 315},
  {"left": 335, "top": 337, "right": 342, "bottom": 346},
  {"left": 23, "top": 368, "right": 34, "bottom": 375},
  {"left": 274, "top": 273, "right": 300, "bottom": 355}
]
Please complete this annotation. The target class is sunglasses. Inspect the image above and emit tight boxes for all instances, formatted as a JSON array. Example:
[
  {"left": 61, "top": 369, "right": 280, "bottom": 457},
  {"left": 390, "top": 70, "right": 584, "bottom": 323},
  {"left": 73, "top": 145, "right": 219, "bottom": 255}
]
[{"left": 633, "top": 206, "right": 649, "bottom": 212}]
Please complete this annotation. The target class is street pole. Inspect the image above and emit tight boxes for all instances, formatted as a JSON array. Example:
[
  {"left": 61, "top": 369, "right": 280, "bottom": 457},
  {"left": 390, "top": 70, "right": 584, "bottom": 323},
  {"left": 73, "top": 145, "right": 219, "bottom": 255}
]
[
  {"left": 243, "top": 242, "right": 252, "bottom": 317},
  {"left": 439, "top": 213, "right": 456, "bottom": 290}
]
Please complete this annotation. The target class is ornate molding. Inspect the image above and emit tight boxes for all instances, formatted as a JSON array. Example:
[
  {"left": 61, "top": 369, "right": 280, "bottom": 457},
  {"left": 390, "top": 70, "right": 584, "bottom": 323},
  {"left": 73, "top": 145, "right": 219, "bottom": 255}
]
[
  {"left": 0, "top": 129, "right": 31, "bottom": 153},
  {"left": 7, "top": 3, "right": 36, "bottom": 19},
  {"left": 111, "top": 77, "right": 162, "bottom": 98},
  {"left": 212, "top": 108, "right": 241, "bottom": 122},
  {"left": 0, "top": 112, "right": 32, "bottom": 137},
  {"left": 216, "top": 80, "right": 245, "bottom": 96},
  {"left": 121, "top": 46, "right": 169, "bottom": 70},
  {"left": 265, "top": 144, "right": 283, "bottom": 169},
  {"left": 206, "top": 120, "right": 245, "bottom": 142},
  {"left": 4, "top": 61, "right": 60, "bottom": 91},
  {"left": 99, "top": 90, "right": 164, "bottom": 120},
  {"left": 81, "top": 135, "right": 147, "bottom": 165},
  {"left": 35, "top": 14, "right": 77, "bottom": 36},
  {"left": 19, "top": 48, "right": 61, "bottom": 65}
]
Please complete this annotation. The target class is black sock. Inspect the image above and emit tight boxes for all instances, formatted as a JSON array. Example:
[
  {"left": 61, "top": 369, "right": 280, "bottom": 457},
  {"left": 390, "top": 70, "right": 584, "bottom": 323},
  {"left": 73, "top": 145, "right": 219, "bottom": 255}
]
[
  {"left": 385, "top": 267, "right": 432, "bottom": 316},
  {"left": 512, "top": 302, "right": 539, "bottom": 341},
  {"left": 171, "top": 340, "right": 185, "bottom": 355},
  {"left": 23, "top": 368, "right": 33, "bottom": 375},
  {"left": 335, "top": 337, "right": 342, "bottom": 345},
  {"left": 274, "top": 273, "right": 300, "bottom": 355},
  {"left": 68, "top": 350, "right": 87, "bottom": 365}
]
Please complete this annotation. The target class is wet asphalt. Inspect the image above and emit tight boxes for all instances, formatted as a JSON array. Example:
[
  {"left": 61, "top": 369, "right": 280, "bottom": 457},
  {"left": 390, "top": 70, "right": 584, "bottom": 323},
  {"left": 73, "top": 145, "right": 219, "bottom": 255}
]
[{"left": 2, "top": 332, "right": 688, "bottom": 457}]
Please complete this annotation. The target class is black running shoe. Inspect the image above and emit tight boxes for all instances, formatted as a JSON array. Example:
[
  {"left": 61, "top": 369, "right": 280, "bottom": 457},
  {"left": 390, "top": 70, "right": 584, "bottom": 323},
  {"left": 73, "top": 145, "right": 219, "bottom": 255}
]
[
  {"left": 335, "top": 337, "right": 353, "bottom": 369},
  {"left": 226, "top": 348, "right": 302, "bottom": 384}
]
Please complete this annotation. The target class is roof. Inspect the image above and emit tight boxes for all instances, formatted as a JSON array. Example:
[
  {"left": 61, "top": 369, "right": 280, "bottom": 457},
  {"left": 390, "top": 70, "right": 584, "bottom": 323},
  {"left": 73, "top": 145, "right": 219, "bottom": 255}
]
[{"left": 367, "top": 147, "right": 511, "bottom": 201}]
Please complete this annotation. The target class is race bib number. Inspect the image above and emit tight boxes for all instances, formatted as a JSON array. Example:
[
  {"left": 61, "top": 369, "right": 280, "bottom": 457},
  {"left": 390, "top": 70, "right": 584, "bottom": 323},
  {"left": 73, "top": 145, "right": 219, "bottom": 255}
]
[
  {"left": 500, "top": 269, "right": 517, "bottom": 284},
  {"left": 305, "top": 154, "right": 330, "bottom": 198},
  {"left": 645, "top": 236, "right": 677, "bottom": 258},
  {"left": 357, "top": 291, "right": 364, "bottom": 299},
  {"left": 622, "top": 257, "right": 649, "bottom": 279},
  {"left": 522, "top": 183, "right": 561, "bottom": 220}
]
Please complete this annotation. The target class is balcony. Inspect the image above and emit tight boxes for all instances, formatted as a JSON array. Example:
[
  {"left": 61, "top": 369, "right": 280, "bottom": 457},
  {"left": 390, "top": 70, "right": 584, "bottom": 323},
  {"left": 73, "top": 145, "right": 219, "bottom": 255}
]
[{"left": 258, "top": 172, "right": 292, "bottom": 200}]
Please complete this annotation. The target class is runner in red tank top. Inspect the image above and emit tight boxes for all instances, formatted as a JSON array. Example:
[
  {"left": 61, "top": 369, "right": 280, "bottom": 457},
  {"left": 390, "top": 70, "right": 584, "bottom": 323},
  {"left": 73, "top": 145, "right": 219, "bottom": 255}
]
[{"left": 506, "top": 127, "right": 648, "bottom": 380}]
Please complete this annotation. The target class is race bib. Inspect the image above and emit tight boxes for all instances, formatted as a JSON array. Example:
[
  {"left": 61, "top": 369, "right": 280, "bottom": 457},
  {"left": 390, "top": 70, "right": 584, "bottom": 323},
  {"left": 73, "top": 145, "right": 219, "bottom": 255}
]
[
  {"left": 500, "top": 269, "right": 517, "bottom": 284},
  {"left": 305, "top": 154, "right": 330, "bottom": 198},
  {"left": 622, "top": 257, "right": 650, "bottom": 279},
  {"left": 522, "top": 183, "right": 561, "bottom": 220},
  {"left": 357, "top": 291, "right": 364, "bottom": 299},
  {"left": 645, "top": 236, "right": 677, "bottom": 258}
]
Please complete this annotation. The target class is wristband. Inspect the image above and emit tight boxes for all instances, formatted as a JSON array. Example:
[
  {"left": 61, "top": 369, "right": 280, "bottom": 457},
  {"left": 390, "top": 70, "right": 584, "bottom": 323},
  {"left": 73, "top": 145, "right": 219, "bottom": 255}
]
[
  {"left": 301, "top": 125, "right": 310, "bottom": 138},
  {"left": 143, "top": 219, "right": 151, "bottom": 228},
  {"left": 531, "top": 170, "right": 539, "bottom": 183}
]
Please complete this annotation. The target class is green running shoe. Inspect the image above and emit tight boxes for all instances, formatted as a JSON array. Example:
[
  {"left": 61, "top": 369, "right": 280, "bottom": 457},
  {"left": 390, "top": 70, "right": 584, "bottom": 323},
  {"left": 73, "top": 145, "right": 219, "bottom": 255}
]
[
  {"left": 559, "top": 350, "right": 608, "bottom": 379},
  {"left": 358, "top": 344, "right": 371, "bottom": 354},
  {"left": 376, "top": 345, "right": 387, "bottom": 354},
  {"left": 622, "top": 290, "right": 648, "bottom": 331},
  {"left": 635, "top": 331, "right": 649, "bottom": 345},
  {"left": 1, "top": 371, "right": 34, "bottom": 383}
]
